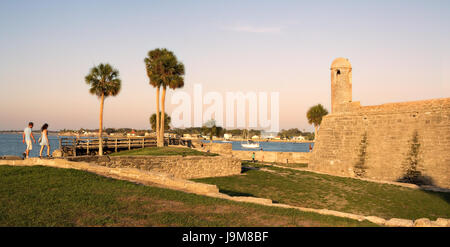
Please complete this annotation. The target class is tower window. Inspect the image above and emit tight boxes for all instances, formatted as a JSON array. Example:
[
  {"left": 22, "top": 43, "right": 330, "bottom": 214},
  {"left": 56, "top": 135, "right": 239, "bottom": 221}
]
[{"left": 336, "top": 70, "right": 341, "bottom": 75}]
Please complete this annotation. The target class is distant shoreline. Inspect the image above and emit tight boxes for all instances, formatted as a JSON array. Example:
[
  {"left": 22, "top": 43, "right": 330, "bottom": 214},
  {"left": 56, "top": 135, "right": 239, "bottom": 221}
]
[
  {"left": 0, "top": 131, "right": 59, "bottom": 136},
  {"left": 0, "top": 132, "right": 314, "bottom": 143}
]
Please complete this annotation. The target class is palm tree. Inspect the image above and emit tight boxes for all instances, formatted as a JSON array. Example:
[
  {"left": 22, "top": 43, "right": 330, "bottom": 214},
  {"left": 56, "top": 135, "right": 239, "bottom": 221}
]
[
  {"left": 242, "top": 129, "right": 249, "bottom": 140},
  {"left": 204, "top": 119, "right": 221, "bottom": 143},
  {"left": 306, "top": 104, "right": 328, "bottom": 140},
  {"left": 150, "top": 112, "right": 171, "bottom": 132},
  {"left": 85, "top": 63, "right": 121, "bottom": 156},
  {"left": 145, "top": 48, "right": 184, "bottom": 147},
  {"left": 145, "top": 49, "right": 163, "bottom": 146}
]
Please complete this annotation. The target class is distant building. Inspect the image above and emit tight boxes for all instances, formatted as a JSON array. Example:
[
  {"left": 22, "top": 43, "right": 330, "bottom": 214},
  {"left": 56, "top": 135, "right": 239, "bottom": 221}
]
[
  {"left": 260, "top": 132, "right": 277, "bottom": 139},
  {"left": 83, "top": 131, "right": 98, "bottom": 136},
  {"left": 127, "top": 130, "right": 136, "bottom": 137},
  {"left": 183, "top": 133, "right": 201, "bottom": 139},
  {"left": 293, "top": 136, "right": 305, "bottom": 141}
]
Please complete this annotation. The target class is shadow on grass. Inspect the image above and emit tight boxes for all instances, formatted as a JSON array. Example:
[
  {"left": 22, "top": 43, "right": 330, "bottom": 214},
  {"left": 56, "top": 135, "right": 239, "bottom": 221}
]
[
  {"left": 426, "top": 190, "right": 450, "bottom": 205},
  {"left": 219, "top": 189, "right": 255, "bottom": 197},
  {"left": 396, "top": 175, "right": 450, "bottom": 205},
  {"left": 240, "top": 160, "right": 264, "bottom": 174},
  {"left": 396, "top": 174, "right": 435, "bottom": 187},
  {"left": 241, "top": 166, "right": 261, "bottom": 173}
]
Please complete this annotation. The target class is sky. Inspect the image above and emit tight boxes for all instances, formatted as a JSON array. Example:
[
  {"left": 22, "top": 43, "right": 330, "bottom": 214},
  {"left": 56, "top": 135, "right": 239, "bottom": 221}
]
[{"left": 0, "top": 0, "right": 449, "bottom": 132}]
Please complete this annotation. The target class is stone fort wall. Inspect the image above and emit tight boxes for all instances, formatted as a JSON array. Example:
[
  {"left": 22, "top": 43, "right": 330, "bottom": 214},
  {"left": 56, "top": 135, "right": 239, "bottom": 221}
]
[{"left": 309, "top": 98, "right": 450, "bottom": 189}]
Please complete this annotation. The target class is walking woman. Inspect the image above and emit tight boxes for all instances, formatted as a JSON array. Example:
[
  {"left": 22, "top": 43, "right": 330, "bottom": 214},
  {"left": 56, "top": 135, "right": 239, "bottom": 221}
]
[{"left": 39, "top": 123, "right": 51, "bottom": 158}]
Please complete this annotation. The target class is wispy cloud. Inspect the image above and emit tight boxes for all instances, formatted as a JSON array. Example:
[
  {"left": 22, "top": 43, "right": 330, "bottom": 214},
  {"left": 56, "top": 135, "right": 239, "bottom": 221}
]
[{"left": 223, "top": 25, "right": 283, "bottom": 34}]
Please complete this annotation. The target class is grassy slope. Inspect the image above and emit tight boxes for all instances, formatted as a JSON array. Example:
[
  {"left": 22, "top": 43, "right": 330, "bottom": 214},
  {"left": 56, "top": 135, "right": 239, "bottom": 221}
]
[
  {"left": 110, "top": 147, "right": 217, "bottom": 157},
  {"left": 0, "top": 165, "right": 374, "bottom": 227},
  {"left": 195, "top": 162, "right": 450, "bottom": 220},
  {"left": 262, "top": 162, "right": 308, "bottom": 169}
]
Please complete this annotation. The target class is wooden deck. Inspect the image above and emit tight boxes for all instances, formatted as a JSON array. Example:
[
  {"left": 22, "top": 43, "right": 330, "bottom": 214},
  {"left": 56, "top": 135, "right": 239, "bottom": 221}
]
[{"left": 58, "top": 136, "right": 193, "bottom": 156}]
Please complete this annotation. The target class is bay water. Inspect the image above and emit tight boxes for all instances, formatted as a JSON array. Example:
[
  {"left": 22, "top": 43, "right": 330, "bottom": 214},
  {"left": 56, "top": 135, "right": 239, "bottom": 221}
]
[{"left": 0, "top": 133, "right": 59, "bottom": 157}]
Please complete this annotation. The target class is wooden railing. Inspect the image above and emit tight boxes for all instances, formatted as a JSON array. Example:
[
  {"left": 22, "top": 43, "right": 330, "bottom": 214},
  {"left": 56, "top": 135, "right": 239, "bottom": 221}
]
[
  {"left": 58, "top": 136, "right": 193, "bottom": 156},
  {"left": 59, "top": 136, "right": 157, "bottom": 156}
]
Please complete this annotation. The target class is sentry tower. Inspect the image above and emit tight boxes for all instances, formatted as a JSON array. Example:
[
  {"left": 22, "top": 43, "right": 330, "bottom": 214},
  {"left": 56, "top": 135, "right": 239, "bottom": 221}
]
[{"left": 331, "top": 57, "right": 352, "bottom": 113}]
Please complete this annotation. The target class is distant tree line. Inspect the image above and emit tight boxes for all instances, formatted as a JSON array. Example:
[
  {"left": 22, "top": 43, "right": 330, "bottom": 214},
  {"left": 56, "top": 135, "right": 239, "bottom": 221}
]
[
  {"left": 278, "top": 128, "right": 314, "bottom": 140},
  {"left": 60, "top": 127, "right": 316, "bottom": 140},
  {"left": 60, "top": 128, "right": 148, "bottom": 135},
  {"left": 171, "top": 127, "right": 261, "bottom": 138}
]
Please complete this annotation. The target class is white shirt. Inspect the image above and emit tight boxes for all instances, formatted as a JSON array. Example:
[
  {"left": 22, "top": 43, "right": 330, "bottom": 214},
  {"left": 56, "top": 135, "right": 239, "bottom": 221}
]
[{"left": 24, "top": 127, "right": 32, "bottom": 141}]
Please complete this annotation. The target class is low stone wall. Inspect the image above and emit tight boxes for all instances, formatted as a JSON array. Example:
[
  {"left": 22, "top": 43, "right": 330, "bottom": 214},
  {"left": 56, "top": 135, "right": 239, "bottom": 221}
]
[
  {"left": 66, "top": 155, "right": 241, "bottom": 179},
  {"left": 232, "top": 150, "right": 311, "bottom": 164},
  {"left": 192, "top": 142, "right": 312, "bottom": 164},
  {"left": 0, "top": 155, "right": 22, "bottom": 160},
  {"left": 195, "top": 142, "right": 233, "bottom": 156}
]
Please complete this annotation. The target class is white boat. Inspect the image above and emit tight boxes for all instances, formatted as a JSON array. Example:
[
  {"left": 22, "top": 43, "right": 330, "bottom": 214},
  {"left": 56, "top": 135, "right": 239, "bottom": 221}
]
[{"left": 241, "top": 140, "right": 259, "bottom": 148}]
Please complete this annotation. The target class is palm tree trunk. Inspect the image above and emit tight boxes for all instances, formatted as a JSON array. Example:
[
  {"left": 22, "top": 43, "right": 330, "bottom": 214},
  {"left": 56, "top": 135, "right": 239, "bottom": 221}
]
[
  {"left": 99, "top": 93, "right": 104, "bottom": 156},
  {"left": 156, "top": 87, "right": 161, "bottom": 147},
  {"left": 314, "top": 125, "right": 318, "bottom": 141},
  {"left": 159, "top": 86, "right": 167, "bottom": 147}
]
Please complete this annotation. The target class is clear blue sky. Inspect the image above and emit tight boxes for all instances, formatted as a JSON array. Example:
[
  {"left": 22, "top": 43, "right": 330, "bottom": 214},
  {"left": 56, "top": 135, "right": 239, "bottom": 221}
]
[{"left": 0, "top": 0, "right": 449, "bottom": 131}]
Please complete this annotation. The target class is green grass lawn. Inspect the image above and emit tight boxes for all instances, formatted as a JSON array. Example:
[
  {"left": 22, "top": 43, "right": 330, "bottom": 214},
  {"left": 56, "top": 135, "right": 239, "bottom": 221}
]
[
  {"left": 110, "top": 147, "right": 218, "bottom": 157},
  {"left": 0, "top": 165, "right": 375, "bottom": 227},
  {"left": 194, "top": 162, "right": 450, "bottom": 220}
]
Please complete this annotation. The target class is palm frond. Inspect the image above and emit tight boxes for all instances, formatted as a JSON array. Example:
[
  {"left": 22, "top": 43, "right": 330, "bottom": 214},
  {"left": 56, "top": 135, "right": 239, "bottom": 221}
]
[
  {"left": 144, "top": 48, "right": 185, "bottom": 90},
  {"left": 85, "top": 63, "right": 122, "bottom": 98},
  {"left": 307, "top": 104, "right": 329, "bottom": 126}
]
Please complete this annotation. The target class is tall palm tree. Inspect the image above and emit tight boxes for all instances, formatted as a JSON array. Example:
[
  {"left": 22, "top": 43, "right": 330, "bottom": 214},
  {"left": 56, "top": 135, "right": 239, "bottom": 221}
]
[
  {"left": 145, "top": 48, "right": 184, "bottom": 147},
  {"left": 306, "top": 104, "right": 328, "bottom": 140},
  {"left": 145, "top": 49, "right": 164, "bottom": 146},
  {"left": 150, "top": 112, "right": 171, "bottom": 132},
  {"left": 85, "top": 63, "right": 121, "bottom": 156}
]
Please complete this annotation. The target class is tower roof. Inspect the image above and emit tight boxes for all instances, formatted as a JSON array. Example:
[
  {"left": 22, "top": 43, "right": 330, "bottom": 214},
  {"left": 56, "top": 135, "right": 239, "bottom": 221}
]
[{"left": 331, "top": 57, "right": 351, "bottom": 69}]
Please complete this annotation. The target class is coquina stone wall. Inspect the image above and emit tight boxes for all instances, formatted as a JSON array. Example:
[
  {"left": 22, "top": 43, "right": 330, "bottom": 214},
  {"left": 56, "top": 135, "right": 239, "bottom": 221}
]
[
  {"left": 67, "top": 155, "right": 241, "bottom": 179},
  {"left": 232, "top": 150, "right": 311, "bottom": 164},
  {"left": 309, "top": 98, "right": 450, "bottom": 189},
  {"left": 201, "top": 142, "right": 233, "bottom": 155}
]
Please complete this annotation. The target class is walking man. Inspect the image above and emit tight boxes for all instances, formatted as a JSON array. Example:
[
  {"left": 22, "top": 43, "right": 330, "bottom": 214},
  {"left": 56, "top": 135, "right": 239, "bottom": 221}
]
[{"left": 23, "top": 122, "right": 36, "bottom": 158}]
